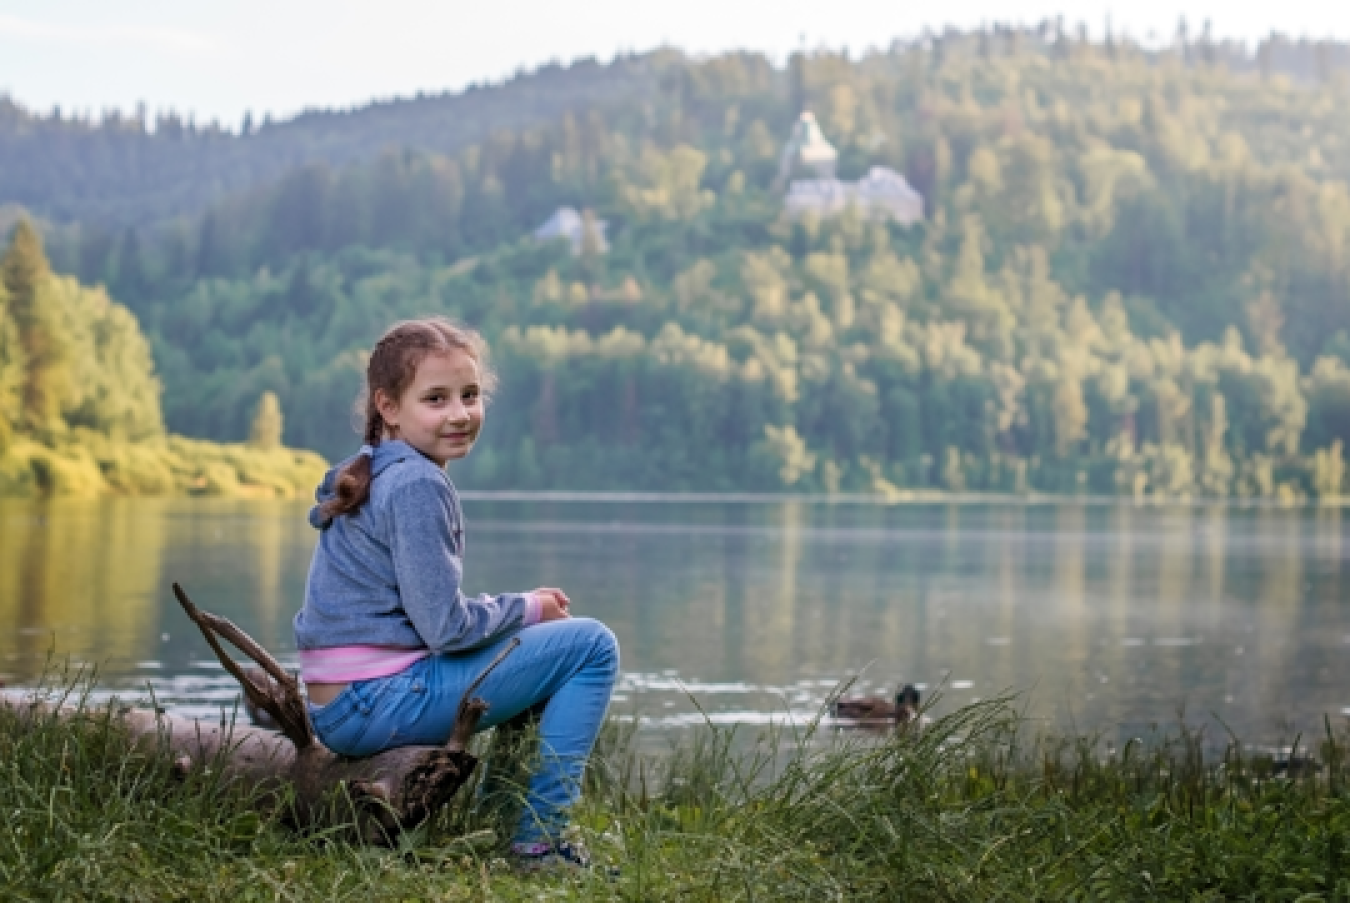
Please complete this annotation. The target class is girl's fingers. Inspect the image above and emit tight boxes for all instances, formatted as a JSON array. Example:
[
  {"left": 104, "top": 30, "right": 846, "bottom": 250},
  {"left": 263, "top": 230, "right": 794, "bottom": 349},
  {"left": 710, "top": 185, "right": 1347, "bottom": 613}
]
[{"left": 539, "top": 587, "right": 572, "bottom": 607}]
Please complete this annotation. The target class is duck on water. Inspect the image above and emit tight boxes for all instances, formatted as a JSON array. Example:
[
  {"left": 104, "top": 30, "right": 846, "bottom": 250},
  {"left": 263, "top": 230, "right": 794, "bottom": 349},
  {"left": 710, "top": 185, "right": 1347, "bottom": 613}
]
[{"left": 832, "top": 684, "right": 921, "bottom": 727}]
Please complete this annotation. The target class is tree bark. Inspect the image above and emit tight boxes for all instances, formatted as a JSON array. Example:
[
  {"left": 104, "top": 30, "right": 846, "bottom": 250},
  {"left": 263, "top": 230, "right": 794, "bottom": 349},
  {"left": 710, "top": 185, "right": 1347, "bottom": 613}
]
[{"left": 0, "top": 584, "right": 518, "bottom": 845}]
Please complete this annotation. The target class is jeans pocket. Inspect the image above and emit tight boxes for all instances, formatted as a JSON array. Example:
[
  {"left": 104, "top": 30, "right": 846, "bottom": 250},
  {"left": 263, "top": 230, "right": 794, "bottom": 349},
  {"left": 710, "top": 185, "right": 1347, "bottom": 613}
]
[
  {"left": 309, "top": 690, "right": 365, "bottom": 752},
  {"left": 319, "top": 674, "right": 410, "bottom": 756}
]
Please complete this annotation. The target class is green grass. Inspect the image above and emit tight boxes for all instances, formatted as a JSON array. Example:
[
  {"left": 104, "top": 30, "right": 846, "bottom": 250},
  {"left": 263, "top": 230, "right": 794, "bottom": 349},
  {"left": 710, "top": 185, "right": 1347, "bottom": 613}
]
[{"left": 4, "top": 680, "right": 1350, "bottom": 901}]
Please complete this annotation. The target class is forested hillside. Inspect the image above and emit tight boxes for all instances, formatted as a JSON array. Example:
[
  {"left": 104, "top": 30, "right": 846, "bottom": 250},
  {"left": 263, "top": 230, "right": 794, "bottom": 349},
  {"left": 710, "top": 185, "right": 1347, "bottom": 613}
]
[
  {"left": 2, "top": 30, "right": 1347, "bottom": 230},
  {"left": 0, "top": 221, "right": 324, "bottom": 497},
  {"left": 0, "top": 53, "right": 664, "bottom": 227},
  {"left": 12, "top": 29, "right": 1350, "bottom": 498}
]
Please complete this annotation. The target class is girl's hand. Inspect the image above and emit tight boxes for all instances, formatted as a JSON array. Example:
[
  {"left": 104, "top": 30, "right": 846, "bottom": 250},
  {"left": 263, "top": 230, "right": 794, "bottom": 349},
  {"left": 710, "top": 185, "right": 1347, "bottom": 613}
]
[{"left": 534, "top": 587, "right": 572, "bottom": 622}]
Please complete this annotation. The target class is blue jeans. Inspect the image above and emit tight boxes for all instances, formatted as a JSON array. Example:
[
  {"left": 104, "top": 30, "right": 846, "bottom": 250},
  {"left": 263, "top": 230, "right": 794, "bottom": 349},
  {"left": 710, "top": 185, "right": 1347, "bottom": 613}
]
[{"left": 307, "top": 618, "right": 619, "bottom": 844}]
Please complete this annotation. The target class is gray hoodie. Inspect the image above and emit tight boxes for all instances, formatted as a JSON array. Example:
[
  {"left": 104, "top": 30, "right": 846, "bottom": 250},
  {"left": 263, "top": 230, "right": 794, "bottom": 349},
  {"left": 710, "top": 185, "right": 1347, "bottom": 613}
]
[{"left": 293, "top": 439, "right": 538, "bottom": 653}]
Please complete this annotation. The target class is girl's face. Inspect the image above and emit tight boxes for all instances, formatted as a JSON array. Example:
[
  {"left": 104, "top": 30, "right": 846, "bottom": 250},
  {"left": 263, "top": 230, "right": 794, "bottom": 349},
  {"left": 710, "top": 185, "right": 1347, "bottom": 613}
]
[{"left": 375, "top": 348, "right": 484, "bottom": 466}]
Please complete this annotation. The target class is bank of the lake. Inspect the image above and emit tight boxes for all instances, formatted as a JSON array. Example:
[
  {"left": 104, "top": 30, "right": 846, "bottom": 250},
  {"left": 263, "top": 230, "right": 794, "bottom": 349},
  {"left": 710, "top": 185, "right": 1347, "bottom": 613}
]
[
  {"left": 4, "top": 681, "right": 1349, "bottom": 901},
  {"left": 0, "top": 434, "right": 327, "bottom": 499}
]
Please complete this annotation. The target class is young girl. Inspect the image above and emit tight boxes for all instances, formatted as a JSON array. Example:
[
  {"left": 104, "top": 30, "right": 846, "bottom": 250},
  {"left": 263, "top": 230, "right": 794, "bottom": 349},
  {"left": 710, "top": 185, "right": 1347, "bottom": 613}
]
[{"left": 293, "top": 317, "right": 618, "bottom": 869}]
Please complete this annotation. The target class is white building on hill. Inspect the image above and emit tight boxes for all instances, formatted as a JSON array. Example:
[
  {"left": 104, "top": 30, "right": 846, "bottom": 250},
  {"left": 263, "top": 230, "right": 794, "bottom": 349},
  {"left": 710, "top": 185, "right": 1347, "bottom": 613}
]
[
  {"left": 534, "top": 207, "right": 608, "bottom": 255},
  {"left": 779, "top": 112, "right": 924, "bottom": 226},
  {"left": 786, "top": 165, "right": 925, "bottom": 225},
  {"left": 778, "top": 111, "right": 839, "bottom": 182}
]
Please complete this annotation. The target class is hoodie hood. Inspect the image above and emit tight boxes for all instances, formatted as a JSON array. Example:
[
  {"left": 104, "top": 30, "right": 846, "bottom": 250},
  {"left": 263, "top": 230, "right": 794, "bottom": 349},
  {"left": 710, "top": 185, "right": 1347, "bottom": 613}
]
[{"left": 309, "top": 439, "right": 426, "bottom": 529}]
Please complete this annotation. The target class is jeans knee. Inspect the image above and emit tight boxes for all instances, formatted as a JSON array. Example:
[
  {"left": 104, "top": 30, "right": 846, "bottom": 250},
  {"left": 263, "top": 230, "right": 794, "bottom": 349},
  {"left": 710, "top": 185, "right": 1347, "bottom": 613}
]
[{"left": 574, "top": 617, "right": 619, "bottom": 675}]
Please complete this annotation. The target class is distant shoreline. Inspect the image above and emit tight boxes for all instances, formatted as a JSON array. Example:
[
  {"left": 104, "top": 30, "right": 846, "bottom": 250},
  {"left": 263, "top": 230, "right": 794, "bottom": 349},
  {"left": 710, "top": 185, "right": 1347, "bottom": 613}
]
[
  {"left": 3, "top": 487, "right": 1345, "bottom": 509},
  {"left": 456, "top": 489, "right": 1350, "bottom": 509}
]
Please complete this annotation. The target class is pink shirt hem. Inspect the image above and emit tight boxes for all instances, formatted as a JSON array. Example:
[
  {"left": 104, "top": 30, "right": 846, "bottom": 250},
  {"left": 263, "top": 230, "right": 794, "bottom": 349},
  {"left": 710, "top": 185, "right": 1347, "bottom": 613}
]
[{"left": 299, "top": 646, "right": 430, "bottom": 683}]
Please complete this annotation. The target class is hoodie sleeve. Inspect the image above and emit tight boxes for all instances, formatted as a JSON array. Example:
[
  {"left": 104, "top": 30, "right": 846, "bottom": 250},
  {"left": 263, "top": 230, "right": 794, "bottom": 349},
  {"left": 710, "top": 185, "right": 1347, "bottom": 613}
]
[{"left": 386, "top": 474, "right": 535, "bottom": 652}]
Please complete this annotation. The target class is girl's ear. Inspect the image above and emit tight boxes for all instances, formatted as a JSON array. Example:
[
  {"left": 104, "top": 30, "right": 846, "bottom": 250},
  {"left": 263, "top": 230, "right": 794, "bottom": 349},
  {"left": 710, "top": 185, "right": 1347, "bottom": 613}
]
[{"left": 373, "top": 388, "right": 400, "bottom": 430}]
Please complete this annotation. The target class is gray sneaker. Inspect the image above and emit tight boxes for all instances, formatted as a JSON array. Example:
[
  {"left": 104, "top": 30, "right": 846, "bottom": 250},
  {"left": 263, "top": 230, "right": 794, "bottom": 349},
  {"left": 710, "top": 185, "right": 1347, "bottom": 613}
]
[
  {"left": 511, "top": 841, "right": 620, "bottom": 878},
  {"left": 511, "top": 840, "right": 594, "bottom": 873}
]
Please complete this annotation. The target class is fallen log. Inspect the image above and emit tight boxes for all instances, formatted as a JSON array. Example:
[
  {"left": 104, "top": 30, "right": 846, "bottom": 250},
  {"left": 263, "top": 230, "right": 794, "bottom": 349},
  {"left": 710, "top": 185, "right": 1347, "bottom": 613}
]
[{"left": 1, "top": 583, "right": 518, "bottom": 845}]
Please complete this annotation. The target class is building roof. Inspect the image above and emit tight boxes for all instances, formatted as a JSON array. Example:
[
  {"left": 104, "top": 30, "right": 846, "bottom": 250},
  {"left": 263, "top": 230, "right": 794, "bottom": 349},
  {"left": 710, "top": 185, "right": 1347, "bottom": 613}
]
[
  {"left": 784, "top": 167, "right": 924, "bottom": 224},
  {"left": 855, "top": 167, "right": 924, "bottom": 201},
  {"left": 778, "top": 111, "right": 839, "bottom": 181},
  {"left": 534, "top": 207, "right": 584, "bottom": 240},
  {"left": 777, "top": 110, "right": 924, "bottom": 225},
  {"left": 533, "top": 206, "right": 608, "bottom": 254}
]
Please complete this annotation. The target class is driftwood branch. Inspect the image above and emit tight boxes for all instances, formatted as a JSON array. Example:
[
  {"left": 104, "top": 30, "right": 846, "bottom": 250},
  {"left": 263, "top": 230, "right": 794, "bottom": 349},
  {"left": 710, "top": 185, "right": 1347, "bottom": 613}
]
[
  {"left": 2, "top": 583, "right": 523, "bottom": 844},
  {"left": 172, "top": 582, "right": 314, "bottom": 749},
  {"left": 448, "top": 637, "right": 520, "bottom": 752}
]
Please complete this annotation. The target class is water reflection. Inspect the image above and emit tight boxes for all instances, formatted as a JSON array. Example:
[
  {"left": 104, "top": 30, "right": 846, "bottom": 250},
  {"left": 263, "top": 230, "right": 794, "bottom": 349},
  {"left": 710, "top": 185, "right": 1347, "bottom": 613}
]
[
  {"left": 0, "top": 498, "right": 315, "bottom": 686},
  {"left": 0, "top": 497, "right": 1348, "bottom": 742},
  {"left": 0, "top": 500, "right": 168, "bottom": 668}
]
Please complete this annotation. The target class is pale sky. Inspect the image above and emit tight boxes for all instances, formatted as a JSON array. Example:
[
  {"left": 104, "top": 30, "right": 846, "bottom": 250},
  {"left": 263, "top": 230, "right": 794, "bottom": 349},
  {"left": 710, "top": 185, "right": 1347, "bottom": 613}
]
[{"left": 2, "top": 0, "right": 1348, "bottom": 128}]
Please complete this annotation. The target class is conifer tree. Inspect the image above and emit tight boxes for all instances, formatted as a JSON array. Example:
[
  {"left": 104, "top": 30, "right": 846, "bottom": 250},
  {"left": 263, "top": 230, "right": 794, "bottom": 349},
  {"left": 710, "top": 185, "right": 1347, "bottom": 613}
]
[
  {"left": 1052, "top": 377, "right": 1089, "bottom": 457},
  {"left": 1, "top": 219, "right": 68, "bottom": 436},
  {"left": 248, "top": 391, "right": 284, "bottom": 450},
  {"left": 114, "top": 227, "right": 148, "bottom": 303},
  {"left": 1257, "top": 38, "right": 1272, "bottom": 80},
  {"left": 0, "top": 278, "right": 14, "bottom": 452},
  {"left": 579, "top": 208, "right": 607, "bottom": 284}
]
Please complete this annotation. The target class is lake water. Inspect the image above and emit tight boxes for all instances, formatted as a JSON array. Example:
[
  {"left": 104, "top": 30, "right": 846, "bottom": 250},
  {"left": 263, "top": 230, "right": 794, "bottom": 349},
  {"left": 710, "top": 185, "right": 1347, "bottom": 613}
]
[{"left": 2, "top": 496, "right": 1348, "bottom": 744}]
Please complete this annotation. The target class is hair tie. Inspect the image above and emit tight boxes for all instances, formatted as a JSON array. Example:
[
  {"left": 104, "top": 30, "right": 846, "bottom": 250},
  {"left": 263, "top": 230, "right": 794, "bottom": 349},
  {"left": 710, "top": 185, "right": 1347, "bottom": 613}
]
[{"left": 358, "top": 444, "right": 375, "bottom": 458}]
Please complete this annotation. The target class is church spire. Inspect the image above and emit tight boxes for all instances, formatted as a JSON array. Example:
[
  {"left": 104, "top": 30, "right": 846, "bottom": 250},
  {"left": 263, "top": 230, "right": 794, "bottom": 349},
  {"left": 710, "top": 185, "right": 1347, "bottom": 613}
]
[{"left": 777, "top": 111, "right": 839, "bottom": 185}]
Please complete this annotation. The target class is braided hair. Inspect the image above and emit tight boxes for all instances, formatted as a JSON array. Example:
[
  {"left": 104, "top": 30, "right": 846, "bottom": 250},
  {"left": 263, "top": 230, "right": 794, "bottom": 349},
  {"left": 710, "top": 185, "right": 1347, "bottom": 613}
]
[{"left": 320, "top": 317, "right": 496, "bottom": 519}]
